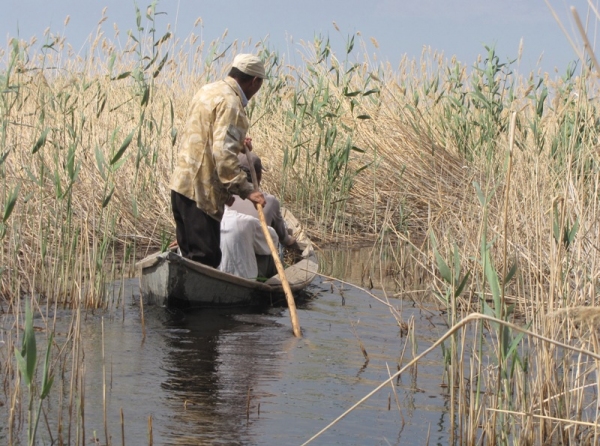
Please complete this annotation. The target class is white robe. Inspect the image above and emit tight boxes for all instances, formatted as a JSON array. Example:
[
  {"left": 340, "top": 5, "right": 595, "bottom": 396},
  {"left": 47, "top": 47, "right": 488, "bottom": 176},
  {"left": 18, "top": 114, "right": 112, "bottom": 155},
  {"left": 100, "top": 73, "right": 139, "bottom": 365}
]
[
  {"left": 218, "top": 207, "right": 278, "bottom": 280},
  {"left": 229, "top": 194, "right": 294, "bottom": 245}
]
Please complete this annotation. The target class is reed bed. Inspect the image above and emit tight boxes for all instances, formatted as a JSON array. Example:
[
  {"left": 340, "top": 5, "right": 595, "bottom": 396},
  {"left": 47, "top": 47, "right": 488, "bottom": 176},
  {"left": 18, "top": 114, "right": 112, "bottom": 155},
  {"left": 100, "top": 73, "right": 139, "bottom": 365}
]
[{"left": 2, "top": 4, "right": 600, "bottom": 444}]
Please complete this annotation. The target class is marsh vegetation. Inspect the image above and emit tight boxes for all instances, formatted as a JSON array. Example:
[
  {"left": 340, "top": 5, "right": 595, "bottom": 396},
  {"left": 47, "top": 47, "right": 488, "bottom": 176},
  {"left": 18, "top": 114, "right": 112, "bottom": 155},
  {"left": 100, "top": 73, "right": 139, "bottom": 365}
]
[{"left": 2, "top": 3, "right": 600, "bottom": 444}]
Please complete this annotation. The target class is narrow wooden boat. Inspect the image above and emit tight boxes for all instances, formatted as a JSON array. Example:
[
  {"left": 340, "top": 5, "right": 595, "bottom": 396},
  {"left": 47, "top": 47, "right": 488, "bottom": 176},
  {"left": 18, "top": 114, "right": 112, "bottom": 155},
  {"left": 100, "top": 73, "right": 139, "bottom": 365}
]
[{"left": 136, "top": 208, "right": 318, "bottom": 309}]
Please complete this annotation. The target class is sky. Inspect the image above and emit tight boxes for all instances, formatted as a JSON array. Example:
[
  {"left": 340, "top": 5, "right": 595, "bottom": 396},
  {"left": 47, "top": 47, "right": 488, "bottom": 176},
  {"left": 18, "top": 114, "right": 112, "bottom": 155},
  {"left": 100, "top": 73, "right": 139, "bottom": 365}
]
[{"left": 1, "top": 0, "right": 598, "bottom": 77}]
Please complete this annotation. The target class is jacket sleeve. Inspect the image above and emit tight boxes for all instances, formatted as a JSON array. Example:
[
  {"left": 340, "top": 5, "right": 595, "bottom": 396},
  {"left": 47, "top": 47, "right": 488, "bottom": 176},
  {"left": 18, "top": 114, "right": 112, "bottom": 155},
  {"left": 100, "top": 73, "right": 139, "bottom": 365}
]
[{"left": 212, "top": 101, "right": 254, "bottom": 199}]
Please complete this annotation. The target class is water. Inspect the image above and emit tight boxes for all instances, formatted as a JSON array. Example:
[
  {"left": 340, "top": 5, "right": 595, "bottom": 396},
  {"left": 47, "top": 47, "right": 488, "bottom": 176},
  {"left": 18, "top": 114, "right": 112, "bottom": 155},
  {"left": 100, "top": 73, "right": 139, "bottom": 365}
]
[{"left": 1, "top": 253, "right": 452, "bottom": 445}]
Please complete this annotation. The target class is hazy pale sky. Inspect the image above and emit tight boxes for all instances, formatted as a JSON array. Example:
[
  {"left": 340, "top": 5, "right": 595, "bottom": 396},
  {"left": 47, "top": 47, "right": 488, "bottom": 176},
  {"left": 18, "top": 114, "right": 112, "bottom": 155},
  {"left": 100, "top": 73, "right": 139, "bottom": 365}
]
[{"left": 2, "top": 0, "right": 598, "bottom": 77}]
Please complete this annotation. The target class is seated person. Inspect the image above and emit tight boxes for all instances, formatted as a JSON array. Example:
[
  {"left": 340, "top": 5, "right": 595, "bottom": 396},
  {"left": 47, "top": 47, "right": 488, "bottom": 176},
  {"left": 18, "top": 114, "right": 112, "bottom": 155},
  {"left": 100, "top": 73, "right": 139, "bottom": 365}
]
[
  {"left": 218, "top": 205, "right": 279, "bottom": 280},
  {"left": 230, "top": 152, "right": 296, "bottom": 247}
]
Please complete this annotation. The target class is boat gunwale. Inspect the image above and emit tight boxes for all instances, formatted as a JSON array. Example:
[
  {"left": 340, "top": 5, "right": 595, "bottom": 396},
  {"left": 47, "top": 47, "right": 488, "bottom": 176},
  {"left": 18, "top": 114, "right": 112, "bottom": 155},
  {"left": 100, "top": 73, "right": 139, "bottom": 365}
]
[
  {"left": 137, "top": 207, "right": 318, "bottom": 306},
  {"left": 168, "top": 251, "right": 275, "bottom": 292},
  {"left": 144, "top": 249, "right": 318, "bottom": 292}
]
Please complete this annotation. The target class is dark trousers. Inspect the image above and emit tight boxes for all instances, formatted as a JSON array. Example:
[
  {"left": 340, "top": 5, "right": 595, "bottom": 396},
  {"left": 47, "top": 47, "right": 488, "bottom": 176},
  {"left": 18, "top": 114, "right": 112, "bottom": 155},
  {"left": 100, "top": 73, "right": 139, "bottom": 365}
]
[
  {"left": 256, "top": 254, "right": 277, "bottom": 279},
  {"left": 171, "top": 190, "right": 221, "bottom": 268}
]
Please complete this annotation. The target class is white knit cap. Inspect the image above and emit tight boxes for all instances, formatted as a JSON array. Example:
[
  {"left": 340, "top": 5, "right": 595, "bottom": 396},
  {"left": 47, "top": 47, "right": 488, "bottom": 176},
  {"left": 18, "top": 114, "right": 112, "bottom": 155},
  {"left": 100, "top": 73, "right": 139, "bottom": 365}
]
[{"left": 232, "top": 54, "right": 267, "bottom": 79}]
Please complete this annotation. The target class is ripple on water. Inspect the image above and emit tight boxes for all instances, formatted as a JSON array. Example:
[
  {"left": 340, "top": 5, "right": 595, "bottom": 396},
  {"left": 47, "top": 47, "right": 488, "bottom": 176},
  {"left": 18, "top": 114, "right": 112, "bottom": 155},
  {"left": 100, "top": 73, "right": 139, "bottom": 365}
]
[{"left": 1, "top": 277, "right": 451, "bottom": 445}]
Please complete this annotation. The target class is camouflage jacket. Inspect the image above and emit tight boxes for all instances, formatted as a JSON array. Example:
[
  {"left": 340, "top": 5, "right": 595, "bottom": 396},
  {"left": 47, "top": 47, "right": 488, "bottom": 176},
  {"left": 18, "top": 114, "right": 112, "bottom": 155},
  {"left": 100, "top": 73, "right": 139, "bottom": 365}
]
[{"left": 170, "top": 77, "right": 254, "bottom": 221}]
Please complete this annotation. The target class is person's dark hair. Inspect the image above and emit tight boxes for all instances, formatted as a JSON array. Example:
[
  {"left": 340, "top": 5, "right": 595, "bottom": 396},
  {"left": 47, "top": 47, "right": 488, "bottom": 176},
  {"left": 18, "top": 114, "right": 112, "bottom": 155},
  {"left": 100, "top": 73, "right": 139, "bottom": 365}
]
[{"left": 228, "top": 67, "right": 255, "bottom": 83}]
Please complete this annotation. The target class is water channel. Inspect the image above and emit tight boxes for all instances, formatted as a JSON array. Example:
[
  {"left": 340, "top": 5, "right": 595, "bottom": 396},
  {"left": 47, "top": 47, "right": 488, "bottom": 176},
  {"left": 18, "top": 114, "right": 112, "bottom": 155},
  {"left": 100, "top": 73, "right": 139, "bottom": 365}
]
[{"left": 1, "top": 248, "right": 452, "bottom": 445}]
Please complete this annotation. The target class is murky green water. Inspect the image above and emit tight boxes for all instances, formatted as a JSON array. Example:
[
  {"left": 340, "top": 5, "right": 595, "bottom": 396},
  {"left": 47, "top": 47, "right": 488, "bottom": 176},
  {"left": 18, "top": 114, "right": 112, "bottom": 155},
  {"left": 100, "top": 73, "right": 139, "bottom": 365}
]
[{"left": 1, "top": 249, "right": 452, "bottom": 445}]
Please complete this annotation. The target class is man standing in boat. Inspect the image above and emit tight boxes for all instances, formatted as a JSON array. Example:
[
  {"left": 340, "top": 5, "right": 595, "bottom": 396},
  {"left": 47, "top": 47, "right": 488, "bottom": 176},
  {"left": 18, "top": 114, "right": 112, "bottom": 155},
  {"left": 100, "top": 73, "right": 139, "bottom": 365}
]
[{"left": 170, "top": 54, "right": 266, "bottom": 267}]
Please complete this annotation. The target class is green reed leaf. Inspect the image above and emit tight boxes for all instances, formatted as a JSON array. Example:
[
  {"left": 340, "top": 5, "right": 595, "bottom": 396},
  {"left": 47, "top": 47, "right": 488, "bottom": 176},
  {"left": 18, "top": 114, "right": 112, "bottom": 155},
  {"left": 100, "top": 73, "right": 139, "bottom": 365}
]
[
  {"left": 484, "top": 249, "right": 501, "bottom": 319},
  {"left": 95, "top": 145, "right": 106, "bottom": 181},
  {"left": 31, "top": 128, "right": 50, "bottom": 154},
  {"left": 154, "top": 31, "right": 172, "bottom": 47},
  {"left": 146, "top": 0, "right": 156, "bottom": 19},
  {"left": 362, "top": 88, "right": 380, "bottom": 96},
  {"left": 110, "top": 158, "right": 128, "bottom": 173},
  {"left": 143, "top": 53, "right": 159, "bottom": 71},
  {"left": 131, "top": 196, "right": 139, "bottom": 218},
  {"left": 66, "top": 143, "right": 80, "bottom": 181},
  {"left": 153, "top": 53, "right": 169, "bottom": 78},
  {"left": 0, "top": 149, "right": 10, "bottom": 165},
  {"left": 141, "top": 86, "right": 150, "bottom": 106},
  {"left": 40, "top": 333, "right": 54, "bottom": 400},
  {"left": 14, "top": 347, "right": 27, "bottom": 383},
  {"left": 127, "top": 29, "right": 139, "bottom": 43},
  {"left": 102, "top": 187, "right": 115, "bottom": 208},
  {"left": 110, "top": 131, "right": 134, "bottom": 166},
  {"left": 454, "top": 271, "right": 470, "bottom": 298},
  {"left": 3, "top": 184, "right": 20, "bottom": 223},
  {"left": 431, "top": 233, "right": 452, "bottom": 284},
  {"left": 355, "top": 162, "right": 373, "bottom": 174},
  {"left": 536, "top": 87, "right": 548, "bottom": 118},
  {"left": 135, "top": 4, "right": 142, "bottom": 29},
  {"left": 114, "top": 71, "right": 131, "bottom": 80},
  {"left": 96, "top": 94, "right": 106, "bottom": 118},
  {"left": 452, "top": 244, "right": 461, "bottom": 279},
  {"left": 107, "top": 53, "right": 116, "bottom": 73},
  {"left": 435, "top": 250, "right": 452, "bottom": 284},
  {"left": 567, "top": 218, "right": 579, "bottom": 246},
  {"left": 53, "top": 169, "right": 63, "bottom": 198},
  {"left": 346, "top": 35, "right": 355, "bottom": 54},
  {"left": 505, "top": 304, "right": 516, "bottom": 318},
  {"left": 473, "top": 181, "right": 486, "bottom": 207},
  {"left": 481, "top": 300, "right": 496, "bottom": 325},
  {"left": 505, "top": 322, "right": 530, "bottom": 360},
  {"left": 22, "top": 302, "right": 37, "bottom": 386},
  {"left": 504, "top": 261, "right": 518, "bottom": 286}
]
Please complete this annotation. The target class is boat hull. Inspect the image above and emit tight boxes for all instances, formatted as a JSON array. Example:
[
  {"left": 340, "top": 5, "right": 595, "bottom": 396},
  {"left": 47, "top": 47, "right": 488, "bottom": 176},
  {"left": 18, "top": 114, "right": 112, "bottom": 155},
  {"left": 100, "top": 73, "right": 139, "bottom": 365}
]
[{"left": 137, "top": 209, "right": 318, "bottom": 309}]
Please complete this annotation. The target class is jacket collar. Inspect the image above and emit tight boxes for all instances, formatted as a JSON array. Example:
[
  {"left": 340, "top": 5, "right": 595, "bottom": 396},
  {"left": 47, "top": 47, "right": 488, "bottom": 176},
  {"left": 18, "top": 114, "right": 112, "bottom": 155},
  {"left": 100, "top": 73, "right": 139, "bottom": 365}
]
[{"left": 223, "top": 77, "right": 247, "bottom": 107}]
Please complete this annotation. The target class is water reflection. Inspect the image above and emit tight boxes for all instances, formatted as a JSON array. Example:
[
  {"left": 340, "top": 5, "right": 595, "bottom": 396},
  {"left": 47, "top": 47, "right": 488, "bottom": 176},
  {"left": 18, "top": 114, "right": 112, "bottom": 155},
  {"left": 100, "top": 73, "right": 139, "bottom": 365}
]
[
  {"left": 319, "top": 246, "right": 384, "bottom": 287},
  {"left": 2, "top": 274, "right": 451, "bottom": 445},
  {"left": 318, "top": 244, "right": 422, "bottom": 292},
  {"left": 158, "top": 307, "right": 293, "bottom": 445}
]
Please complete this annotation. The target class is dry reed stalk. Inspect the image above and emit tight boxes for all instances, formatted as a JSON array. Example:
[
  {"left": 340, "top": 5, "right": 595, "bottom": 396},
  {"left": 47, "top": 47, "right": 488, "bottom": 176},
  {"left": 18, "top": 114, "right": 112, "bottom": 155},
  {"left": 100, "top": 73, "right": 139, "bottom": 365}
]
[
  {"left": 246, "top": 387, "right": 251, "bottom": 422},
  {"left": 147, "top": 414, "right": 153, "bottom": 446},
  {"left": 102, "top": 317, "right": 108, "bottom": 446},
  {"left": 3, "top": 20, "right": 600, "bottom": 445},
  {"left": 385, "top": 362, "right": 403, "bottom": 420},
  {"left": 316, "top": 272, "right": 404, "bottom": 323},
  {"left": 572, "top": 7, "right": 600, "bottom": 77},
  {"left": 67, "top": 306, "right": 82, "bottom": 445},
  {"left": 140, "top": 294, "right": 146, "bottom": 342},
  {"left": 78, "top": 362, "right": 85, "bottom": 445},
  {"left": 346, "top": 313, "right": 368, "bottom": 362},
  {"left": 121, "top": 407, "right": 125, "bottom": 446},
  {"left": 2, "top": 31, "right": 482, "bottom": 305},
  {"left": 488, "top": 407, "right": 600, "bottom": 428},
  {"left": 547, "top": 306, "right": 600, "bottom": 325},
  {"left": 302, "top": 312, "right": 600, "bottom": 445}
]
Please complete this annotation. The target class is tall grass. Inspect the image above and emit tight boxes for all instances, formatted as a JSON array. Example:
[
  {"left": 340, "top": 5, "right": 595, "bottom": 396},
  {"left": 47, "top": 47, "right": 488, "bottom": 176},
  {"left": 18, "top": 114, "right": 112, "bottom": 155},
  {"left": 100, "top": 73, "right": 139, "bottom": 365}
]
[{"left": 2, "top": 2, "right": 600, "bottom": 443}]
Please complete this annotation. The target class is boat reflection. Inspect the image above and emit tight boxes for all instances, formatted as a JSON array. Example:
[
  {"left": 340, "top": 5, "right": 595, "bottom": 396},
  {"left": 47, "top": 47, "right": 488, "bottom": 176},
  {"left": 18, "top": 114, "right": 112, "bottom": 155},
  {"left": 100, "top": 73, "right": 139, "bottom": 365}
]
[{"left": 156, "top": 306, "right": 291, "bottom": 444}]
